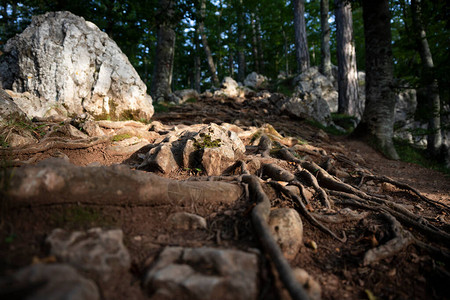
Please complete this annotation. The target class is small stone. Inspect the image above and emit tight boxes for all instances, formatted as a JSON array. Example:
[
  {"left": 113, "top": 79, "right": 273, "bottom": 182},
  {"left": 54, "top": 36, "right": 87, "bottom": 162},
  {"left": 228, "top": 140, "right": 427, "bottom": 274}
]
[
  {"left": 46, "top": 228, "right": 130, "bottom": 281},
  {"left": 292, "top": 268, "right": 322, "bottom": 300},
  {"left": 168, "top": 212, "right": 207, "bottom": 230},
  {"left": 144, "top": 247, "right": 258, "bottom": 300},
  {"left": 1, "top": 263, "right": 100, "bottom": 300},
  {"left": 268, "top": 208, "right": 303, "bottom": 260}
]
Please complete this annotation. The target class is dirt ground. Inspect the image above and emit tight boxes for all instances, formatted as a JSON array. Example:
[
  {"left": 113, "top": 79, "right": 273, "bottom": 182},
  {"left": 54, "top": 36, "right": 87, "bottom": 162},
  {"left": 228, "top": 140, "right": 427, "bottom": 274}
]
[{"left": 1, "top": 95, "right": 449, "bottom": 300}]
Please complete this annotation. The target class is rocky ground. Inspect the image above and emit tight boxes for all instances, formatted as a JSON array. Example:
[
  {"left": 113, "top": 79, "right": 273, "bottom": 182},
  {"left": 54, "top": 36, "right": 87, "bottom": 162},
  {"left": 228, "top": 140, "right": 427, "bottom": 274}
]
[{"left": 1, "top": 93, "right": 449, "bottom": 300}]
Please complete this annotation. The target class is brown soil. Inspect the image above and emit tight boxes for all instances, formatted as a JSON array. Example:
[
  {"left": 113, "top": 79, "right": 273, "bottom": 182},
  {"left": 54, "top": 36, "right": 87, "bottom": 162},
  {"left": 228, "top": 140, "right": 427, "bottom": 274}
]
[{"left": 1, "top": 95, "right": 449, "bottom": 300}]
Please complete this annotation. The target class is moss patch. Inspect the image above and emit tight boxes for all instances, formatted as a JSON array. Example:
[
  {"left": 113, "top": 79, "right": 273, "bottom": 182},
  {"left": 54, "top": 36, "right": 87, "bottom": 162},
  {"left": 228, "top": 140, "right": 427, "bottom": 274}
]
[
  {"left": 193, "top": 134, "right": 222, "bottom": 150},
  {"left": 111, "top": 133, "right": 133, "bottom": 142}
]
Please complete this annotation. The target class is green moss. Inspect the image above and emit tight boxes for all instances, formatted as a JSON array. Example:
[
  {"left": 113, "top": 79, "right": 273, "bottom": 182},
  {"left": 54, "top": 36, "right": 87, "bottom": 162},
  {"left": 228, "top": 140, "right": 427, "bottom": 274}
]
[
  {"left": 331, "top": 113, "right": 358, "bottom": 133},
  {"left": 111, "top": 133, "right": 133, "bottom": 142},
  {"left": 185, "top": 97, "right": 197, "bottom": 103},
  {"left": 270, "top": 76, "right": 296, "bottom": 96},
  {"left": 306, "top": 120, "right": 347, "bottom": 136},
  {"left": 193, "top": 134, "right": 222, "bottom": 150},
  {"left": 153, "top": 102, "right": 174, "bottom": 113}
]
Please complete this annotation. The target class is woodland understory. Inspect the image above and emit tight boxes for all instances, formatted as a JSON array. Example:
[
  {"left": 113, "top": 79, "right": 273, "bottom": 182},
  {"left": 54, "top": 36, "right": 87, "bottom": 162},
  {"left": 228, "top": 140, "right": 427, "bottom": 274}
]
[{"left": 1, "top": 95, "right": 449, "bottom": 299}]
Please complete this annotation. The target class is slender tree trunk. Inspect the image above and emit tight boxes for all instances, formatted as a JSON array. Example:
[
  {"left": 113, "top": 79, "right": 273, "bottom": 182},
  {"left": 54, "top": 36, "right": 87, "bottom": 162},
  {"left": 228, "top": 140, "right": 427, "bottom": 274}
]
[
  {"left": 236, "top": 0, "right": 246, "bottom": 82},
  {"left": 199, "top": 0, "right": 220, "bottom": 87},
  {"left": 193, "top": 24, "right": 201, "bottom": 92},
  {"left": 411, "top": 0, "right": 442, "bottom": 155},
  {"left": 353, "top": 0, "right": 399, "bottom": 160},
  {"left": 229, "top": 50, "right": 235, "bottom": 77},
  {"left": 150, "top": 0, "right": 176, "bottom": 102},
  {"left": 320, "top": 0, "right": 332, "bottom": 77},
  {"left": 292, "top": 0, "right": 310, "bottom": 73},
  {"left": 283, "top": 30, "right": 289, "bottom": 76},
  {"left": 335, "top": 0, "right": 359, "bottom": 116},
  {"left": 255, "top": 8, "right": 265, "bottom": 74},
  {"left": 251, "top": 13, "right": 260, "bottom": 74}
]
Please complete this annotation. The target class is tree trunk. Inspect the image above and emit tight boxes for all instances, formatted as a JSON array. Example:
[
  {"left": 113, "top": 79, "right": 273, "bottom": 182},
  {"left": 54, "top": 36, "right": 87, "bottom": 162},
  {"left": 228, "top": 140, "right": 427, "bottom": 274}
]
[
  {"left": 251, "top": 13, "right": 260, "bottom": 74},
  {"left": 411, "top": 0, "right": 442, "bottom": 155},
  {"left": 292, "top": 0, "right": 310, "bottom": 73},
  {"left": 151, "top": 0, "right": 176, "bottom": 102},
  {"left": 199, "top": 0, "right": 220, "bottom": 88},
  {"left": 255, "top": 8, "right": 265, "bottom": 74},
  {"left": 335, "top": 0, "right": 359, "bottom": 116},
  {"left": 193, "top": 24, "right": 201, "bottom": 92},
  {"left": 320, "top": 0, "right": 332, "bottom": 77},
  {"left": 236, "top": 0, "right": 246, "bottom": 83},
  {"left": 353, "top": 0, "right": 399, "bottom": 160}
]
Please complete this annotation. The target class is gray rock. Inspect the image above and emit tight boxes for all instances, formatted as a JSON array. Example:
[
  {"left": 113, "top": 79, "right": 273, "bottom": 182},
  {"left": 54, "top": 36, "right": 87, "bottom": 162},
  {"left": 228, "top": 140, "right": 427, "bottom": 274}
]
[
  {"left": 82, "top": 120, "right": 105, "bottom": 137},
  {"left": 244, "top": 72, "right": 268, "bottom": 90},
  {"left": 5, "top": 90, "right": 68, "bottom": 119},
  {"left": 139, "top": 123, "right": 245, "bottom": 175},
  {"left": 214, "top": 77, "right": 244, "bottom": 98},
  {"left": 292, "top": 268, "right": 322, "bottom": 300},
  {"left": 0, "top": 11, "right": 153, "bottom": 121},
  {"left": 4, "top": 132, "right": 38, "bottom": 147},
  {"left": 46, "top": 228, "right": 131, "bottom": 281},
  {"left": 268, "top": 208, "right": 303, "bottom": 260},
  {"left": 171, "top": 89, "right": 200, "bottom": 104},
  {"left": 168, "top": 212, "right": 207, "bottom": 230},
  {"left": 278, "top": 94, "right": 333, "bottom": 127},
  {"left": 144, "top": 247, "right": 258, "bottom": 300},
  {"left": 0, "top": 88, "right": 26, "bottom": 122},
  {"left": 0, "top": 263, "right": 99, "bottom": 300}
]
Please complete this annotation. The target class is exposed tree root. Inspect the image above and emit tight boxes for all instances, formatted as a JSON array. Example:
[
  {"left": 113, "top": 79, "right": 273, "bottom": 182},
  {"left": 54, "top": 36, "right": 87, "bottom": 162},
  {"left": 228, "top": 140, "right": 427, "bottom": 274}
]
[
  {"left": 360, "top": 174, "right": 450, "bottom": 212},
  {"left": 0, "top": 135, "right": 111, "bottom": 155},
  {"left": 296, "top": 167, "right": 332, "bottom": 209},
  {"left": 363, "top": 213, "right": 414, "bottom": 265},
  {"left": 241, "top": 175, "right": 311, "bottom": 300},
  {"left": 310, "top": 209, "right": 369, "bottom": 224},
  {"left": 269, "top": 181, "right": 347, "bottom": 243},
  {"left": 2, "top": 158, "right": 243, "bottom": 207}
]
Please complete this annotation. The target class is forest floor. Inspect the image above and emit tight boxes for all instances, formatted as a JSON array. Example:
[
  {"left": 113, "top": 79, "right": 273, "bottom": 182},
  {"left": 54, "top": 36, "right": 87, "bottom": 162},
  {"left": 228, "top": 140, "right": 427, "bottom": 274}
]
[{"left": 1, "top": 95, "right": 449, "bottom": 300}]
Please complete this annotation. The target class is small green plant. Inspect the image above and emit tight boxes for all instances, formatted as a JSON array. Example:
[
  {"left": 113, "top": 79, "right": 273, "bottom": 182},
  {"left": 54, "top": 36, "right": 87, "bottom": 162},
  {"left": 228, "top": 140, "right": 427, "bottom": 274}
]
[
  {"left": 306, "top": 119, "right": 347, "bottom": 136},
  {"left": 185, "top": 97, "right": 197, "bottom": 103},
  {"left": 111, "top": 133, "right": 133, "bottom": 142},
  {"left": 193, "top": 133, "right": 222, "bottom": 150},
  {"left": 153, "top": 102, "right": 174, "bottom": 113}
]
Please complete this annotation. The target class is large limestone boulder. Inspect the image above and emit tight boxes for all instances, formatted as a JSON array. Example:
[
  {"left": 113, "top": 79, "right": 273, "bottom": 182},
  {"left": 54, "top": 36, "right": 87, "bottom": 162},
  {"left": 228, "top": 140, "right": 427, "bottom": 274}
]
[{"left": 0, "top": 11, "right": 153, "bottom": 120}]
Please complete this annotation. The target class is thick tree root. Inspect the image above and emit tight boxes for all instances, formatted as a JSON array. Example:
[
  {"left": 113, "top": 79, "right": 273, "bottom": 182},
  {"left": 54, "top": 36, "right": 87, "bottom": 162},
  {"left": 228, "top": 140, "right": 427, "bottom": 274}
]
[
  {"left": 269, "top": 181, "right": 347, "bottom": 243},
  {"left": 363, "top": 213, "right": 414, "bottom": 265},
  {"left": 296, "top": 167, "right": 332, "bottom": 209},
  {"left": 0, "top": 135, "right": 111, "bottom": 155},
  {"left": 360, "top": 174, "right": 450, "bottom": 212},
  {"left": 2, "top": 158, "right": 243, "bottom": 207},
  {"left": 241, "top": 175, "right": 311, "bottom": 300}
]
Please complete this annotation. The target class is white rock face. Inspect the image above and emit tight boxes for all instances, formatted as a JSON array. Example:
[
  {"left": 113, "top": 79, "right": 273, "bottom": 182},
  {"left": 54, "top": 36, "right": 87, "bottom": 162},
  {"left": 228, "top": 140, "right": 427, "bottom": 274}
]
[
  {"left": 0, "top": 88, "right": 26, "bottom": 122},
  {"left": 0, "top": 11, "right": 153, "bottom": 120}
]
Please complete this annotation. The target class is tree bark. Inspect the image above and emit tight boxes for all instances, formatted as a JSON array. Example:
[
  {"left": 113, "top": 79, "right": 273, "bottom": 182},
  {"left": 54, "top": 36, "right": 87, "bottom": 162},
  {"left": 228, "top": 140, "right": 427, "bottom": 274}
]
[
  {"left": 292, "top": 0, "right": 310, "bottom": 73},
  {"left": 193, "top": 23, "right": 201, "bottom": 92},
  {"left": 199, "top": 0, "right": 220, "bottom": 88},
  {"left": 353, "top": 0, "right": 399, "bottom": 160},
  {"left": 236, "top": 0, "right": 246, "bottom": 83},
  {"left": 411, "top": 0, "right": 442, "bottom": 155},
  {"left": 151, "top": 0, "right": 176, "bottom": 102},
  {"left": 335, "top": 0, "right": 359, "bottom": 116},
  {"left": 251, "top": 13, "right": 260, "bottom": 74},
  {"left": 255, "top": 7, "right": 265, "bottom": 74},
  {"left": 320, "top": 0, "right": 332, "bottom": 77}
]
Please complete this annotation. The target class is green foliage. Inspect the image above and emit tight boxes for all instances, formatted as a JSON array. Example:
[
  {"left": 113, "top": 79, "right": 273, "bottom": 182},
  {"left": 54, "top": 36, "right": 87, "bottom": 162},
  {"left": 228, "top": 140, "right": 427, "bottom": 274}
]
[
  {"left": 331, "top": 113, "right": 358, "bottom": 133},
  {"left": 193, "top": 133, "right": 221, "bottom": 150},
  {"left": 153, "top": 102, "right": 174, "bottom": 113},
  {"left": 270, "top": 76, "right": 296, "bottom": 96},
  {"left": 394, "top": 138, "right": 450, "bottom": 175}
]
